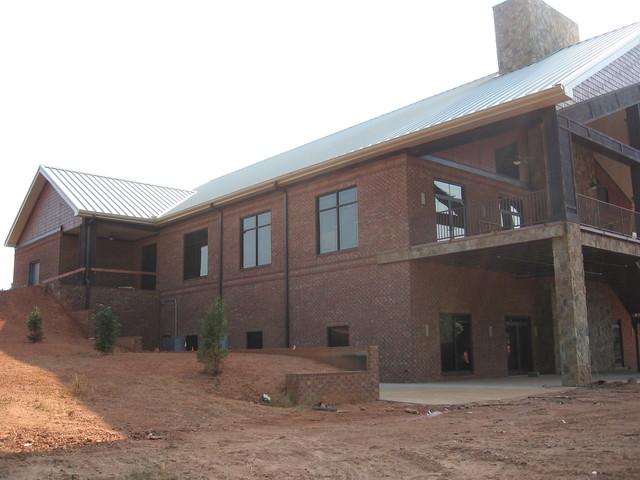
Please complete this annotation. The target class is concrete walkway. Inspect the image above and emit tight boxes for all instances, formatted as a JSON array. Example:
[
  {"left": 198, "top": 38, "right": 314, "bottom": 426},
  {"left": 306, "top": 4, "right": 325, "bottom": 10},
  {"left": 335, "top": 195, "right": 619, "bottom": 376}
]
[{"left": 380, "top": 372, "right": 640, "bottom": 405}]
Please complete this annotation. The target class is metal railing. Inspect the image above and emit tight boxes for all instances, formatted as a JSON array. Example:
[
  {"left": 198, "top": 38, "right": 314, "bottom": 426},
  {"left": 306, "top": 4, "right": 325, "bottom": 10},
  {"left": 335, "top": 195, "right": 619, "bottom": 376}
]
[
  {"left": 577, "top": 194, "right": 637, "bottom": 238},
  {"left": 436, "top": 190, "right": 549, "bottom": 241}
]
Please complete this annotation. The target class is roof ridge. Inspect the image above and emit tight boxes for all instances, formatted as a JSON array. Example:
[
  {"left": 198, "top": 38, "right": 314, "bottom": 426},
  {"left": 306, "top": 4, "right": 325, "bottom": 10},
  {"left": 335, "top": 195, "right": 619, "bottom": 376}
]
[{"left": 42, "top": 165, "right": 195, "bottom": 193}]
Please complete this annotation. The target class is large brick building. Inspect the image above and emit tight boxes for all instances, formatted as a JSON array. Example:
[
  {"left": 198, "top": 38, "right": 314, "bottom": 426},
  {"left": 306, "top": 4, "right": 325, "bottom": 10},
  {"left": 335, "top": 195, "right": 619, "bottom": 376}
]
[{"left": 6, "top": 0, "right": 640, "bottom": 384}]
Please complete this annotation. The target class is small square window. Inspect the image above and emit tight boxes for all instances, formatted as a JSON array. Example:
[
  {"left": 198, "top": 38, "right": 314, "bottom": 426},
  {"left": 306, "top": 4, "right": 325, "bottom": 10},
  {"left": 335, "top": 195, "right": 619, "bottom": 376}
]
[
  {"left": 246, "top": 331, "right": 263, "bottom": 349},
  {"left": 327, "top": 326, "right": 349, "bottom": 347},
  {"left": 184, "top": 335, "right": 198, "bottom": 352}
]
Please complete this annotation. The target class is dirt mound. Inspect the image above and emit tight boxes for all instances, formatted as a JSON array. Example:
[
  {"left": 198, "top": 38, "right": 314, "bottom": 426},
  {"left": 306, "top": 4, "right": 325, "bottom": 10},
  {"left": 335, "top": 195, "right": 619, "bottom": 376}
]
[{"left": 0, "top": 287, "right": 84, "bottom": 344}]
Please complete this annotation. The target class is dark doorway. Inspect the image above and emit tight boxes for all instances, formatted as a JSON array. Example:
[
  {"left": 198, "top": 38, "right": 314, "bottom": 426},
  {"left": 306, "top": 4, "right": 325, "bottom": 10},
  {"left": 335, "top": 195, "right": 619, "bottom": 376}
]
[
  {"left": 246, "top": 331, "right": 263, "bottom": 349},
  {"left": 440, "top": 314, "right": 473, "bottom": 373},
  {"left": 506, "top": 317, "right": 533, "bottom": 374},
  {"left": 141, "top": 244, "right": 157, "bottom": 290}
]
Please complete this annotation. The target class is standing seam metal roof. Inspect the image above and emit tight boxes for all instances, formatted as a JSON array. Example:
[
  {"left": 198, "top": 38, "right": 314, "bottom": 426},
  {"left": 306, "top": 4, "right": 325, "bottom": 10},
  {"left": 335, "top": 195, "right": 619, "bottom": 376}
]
[
  {"left": 40, "top": 166, "right": 195, "bottom": 220},
  {"left": 163, "top": 21, "right": 640, "bottom": 217}
]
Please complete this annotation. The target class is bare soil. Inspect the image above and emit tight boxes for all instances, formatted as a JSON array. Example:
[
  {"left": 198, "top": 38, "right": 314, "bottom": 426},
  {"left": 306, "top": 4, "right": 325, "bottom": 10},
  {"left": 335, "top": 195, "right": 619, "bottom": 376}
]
[{"left": 1, "top": 288, "right": 639, "bottom": 479}]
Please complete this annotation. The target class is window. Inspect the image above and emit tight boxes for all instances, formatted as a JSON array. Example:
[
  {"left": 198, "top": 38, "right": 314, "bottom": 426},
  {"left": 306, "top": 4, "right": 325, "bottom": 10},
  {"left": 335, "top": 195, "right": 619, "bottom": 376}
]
[
  {"left": 184, "top": 335, "right": 198, "bottom": 352},
  {"left": 28, "top": 261, "right": 40, "bottom": 286},
  {"left": 499, "top": 198, "right": 523, "bottom": 229},
  {"left": 242, "top": 212, "right": 271, "bottom": 268},
  {"left": 434, "top": 180, "right": 465, "bottom": 240},
  {"left": 440, "top": 314, "right": 472, "bottom": 373},
  {"left": 246, "top": 331, "right": 263, "bottom": 349},
  {"left": 495, "top": 143, "right": 520, "bottom": 180},
  {"left": 184, "top": 229, "right": 208, "bottom": 279},
  {"left": 613, "top": 320, "right": 624, "bottom": 367},
  {"left": 318, "top": 187, "right": 358, "bottom": 254},
  {"left": 327, "top": 326, "right": 349, "bottom": 347}
]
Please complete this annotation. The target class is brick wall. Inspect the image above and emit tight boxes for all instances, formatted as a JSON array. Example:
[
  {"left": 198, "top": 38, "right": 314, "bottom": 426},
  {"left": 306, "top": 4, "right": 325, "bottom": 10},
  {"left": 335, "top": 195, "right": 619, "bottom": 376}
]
[
  {"left": 48, "top": 284, "right": 160, "bottom": 349},
  {"left": 410, "top": 261, "right": 543, "bottom": 381},
  {"left": 18, "top": 183, "right": 80, "bottom": 245},
  {"left": 13, "top": 232, "right": 62, "bottom": 287},
  {"left": 284, "top": 346, "right": 379, "bottom": 405}
]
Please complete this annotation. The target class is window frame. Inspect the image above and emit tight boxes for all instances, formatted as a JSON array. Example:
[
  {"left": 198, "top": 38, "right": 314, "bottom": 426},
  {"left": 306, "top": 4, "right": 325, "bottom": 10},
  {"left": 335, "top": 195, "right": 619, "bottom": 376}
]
[
  {"left": 316, "top": 186, "right": 359, "bottom": 255},
  {"left": 241, "top": 211, "right": 272, "bottom": 269},
  {"left": 183, "top": 229, "right": 209, "bottom": 280}
]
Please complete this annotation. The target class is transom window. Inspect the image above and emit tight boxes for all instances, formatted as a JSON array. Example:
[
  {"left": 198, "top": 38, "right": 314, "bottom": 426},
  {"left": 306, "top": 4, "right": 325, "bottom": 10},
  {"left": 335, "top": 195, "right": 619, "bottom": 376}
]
[
  {"left": 184, "top": 229, "right": 208, "bottom": 279},
  {"left": 242, "top": 212, "right": 272, "bottom": 268},
  {"left": 434, "top": 180, "right": 465, "bottom": 241},
  {"left": 318, "top": 186, "right": 358, "bottom": 254}
]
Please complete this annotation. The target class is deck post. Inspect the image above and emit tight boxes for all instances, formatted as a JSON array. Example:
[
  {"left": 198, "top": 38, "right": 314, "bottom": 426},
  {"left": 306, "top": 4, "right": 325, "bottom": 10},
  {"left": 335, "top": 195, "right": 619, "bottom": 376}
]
[{"left": 552, "top": 222, "right": 592, "bottom": 386}]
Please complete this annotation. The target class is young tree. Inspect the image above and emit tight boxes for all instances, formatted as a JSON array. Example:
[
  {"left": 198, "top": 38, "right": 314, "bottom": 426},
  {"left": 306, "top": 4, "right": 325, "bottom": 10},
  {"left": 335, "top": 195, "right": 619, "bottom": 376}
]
[
  {"left": 197, "top": 298, "right": 228, "bottom": 375},
  {"left": 94, "top": 305, "right": 120, "bottom": 354},
  {"left": 26, "top": 306, "right": 43, "bottom": 343}
]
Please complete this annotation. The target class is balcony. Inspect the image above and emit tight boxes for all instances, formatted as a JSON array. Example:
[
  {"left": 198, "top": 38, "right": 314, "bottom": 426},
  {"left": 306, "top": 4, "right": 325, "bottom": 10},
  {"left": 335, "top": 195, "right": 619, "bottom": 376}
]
[
  {"left": 577, "top": 194, "right": 637, "bottom": 238},
  {"left": 435, "top": 190, "right": 638, "bottom": 242},
  {"left": 435, "top": 190, "right": 549, "bottom": 241}
]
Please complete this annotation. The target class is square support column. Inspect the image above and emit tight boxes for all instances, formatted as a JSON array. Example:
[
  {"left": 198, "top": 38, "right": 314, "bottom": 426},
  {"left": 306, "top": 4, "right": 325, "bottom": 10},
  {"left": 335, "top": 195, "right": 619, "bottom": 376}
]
[{"left": 552, "top": 222, "right": 592, "bottom": 386}]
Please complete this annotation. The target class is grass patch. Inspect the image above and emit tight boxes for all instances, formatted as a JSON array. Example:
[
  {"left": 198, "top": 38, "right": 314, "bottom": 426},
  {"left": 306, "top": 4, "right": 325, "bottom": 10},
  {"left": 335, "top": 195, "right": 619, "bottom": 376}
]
[{"left": 67, "top": 374, "right": 94, "bottom": 400}]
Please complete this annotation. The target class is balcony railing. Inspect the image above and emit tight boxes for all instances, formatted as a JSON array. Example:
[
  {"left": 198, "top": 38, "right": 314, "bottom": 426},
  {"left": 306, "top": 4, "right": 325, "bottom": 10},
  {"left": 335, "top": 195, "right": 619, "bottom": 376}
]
[
  {"left": 577, "top": 194, "right": 637, "bottom": 238},
  {"left": 436, "top": 190, "right": 549, "bottom": 241}
]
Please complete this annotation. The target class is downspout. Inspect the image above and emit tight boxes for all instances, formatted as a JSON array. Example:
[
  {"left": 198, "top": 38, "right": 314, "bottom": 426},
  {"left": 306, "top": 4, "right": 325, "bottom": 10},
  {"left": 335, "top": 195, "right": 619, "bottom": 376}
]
[
  {"left": 218, "top": 208, "right": 223, "bottom": 299},
  {"left": 282, "top": 187, "right": 291, "bottom": 348}
]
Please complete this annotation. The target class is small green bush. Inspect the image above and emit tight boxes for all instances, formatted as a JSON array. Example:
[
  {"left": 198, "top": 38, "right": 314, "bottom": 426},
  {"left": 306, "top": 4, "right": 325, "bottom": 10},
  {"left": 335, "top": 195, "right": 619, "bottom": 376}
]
[
  {"left": 197, "top": 298, "right": 228, "bottom": 375},
  {"left": 27, "top": 306, "right": 43, "bottom": 343},
  {"left": 94, "top": 305, "right": 120, "bottom": 354}
]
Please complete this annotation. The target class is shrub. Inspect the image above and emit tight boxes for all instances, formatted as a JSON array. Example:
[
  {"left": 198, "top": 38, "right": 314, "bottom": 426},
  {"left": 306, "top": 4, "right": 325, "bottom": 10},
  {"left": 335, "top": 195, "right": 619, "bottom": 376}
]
[
  {"left": 197, "top": 298, "right": 228, "bottom": 375},
  {"left": 27, "top": 306, "right": 43, "bottom": 343},
  {"left": 94, "top": 305, "right": 120, "bottom": 354}
]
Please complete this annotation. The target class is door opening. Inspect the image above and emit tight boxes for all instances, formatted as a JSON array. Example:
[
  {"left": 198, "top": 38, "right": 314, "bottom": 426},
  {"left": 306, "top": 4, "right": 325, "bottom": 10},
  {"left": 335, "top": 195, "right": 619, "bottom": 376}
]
[
  {"left": 141, "top": 244, "right": 157, "bottom": 290},
  {"left": 506, "top": 316, "right": 533, "bottom": 374}
]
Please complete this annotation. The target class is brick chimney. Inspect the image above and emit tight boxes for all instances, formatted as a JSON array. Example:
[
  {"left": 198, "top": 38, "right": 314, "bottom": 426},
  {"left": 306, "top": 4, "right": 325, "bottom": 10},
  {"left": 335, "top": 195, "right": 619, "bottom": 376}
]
[{"left": 493, "top": 0, "right": 579, "bottom": 74}]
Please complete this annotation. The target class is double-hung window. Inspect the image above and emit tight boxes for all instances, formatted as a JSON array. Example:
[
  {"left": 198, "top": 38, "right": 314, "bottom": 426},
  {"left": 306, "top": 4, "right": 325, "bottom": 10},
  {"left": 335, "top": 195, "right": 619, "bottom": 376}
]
[
  {"left": 242, "top": 212, "right": 271, "bottom": 268},
  {"left": 318, "top": 187, "right": 358, "bottom": 254}
]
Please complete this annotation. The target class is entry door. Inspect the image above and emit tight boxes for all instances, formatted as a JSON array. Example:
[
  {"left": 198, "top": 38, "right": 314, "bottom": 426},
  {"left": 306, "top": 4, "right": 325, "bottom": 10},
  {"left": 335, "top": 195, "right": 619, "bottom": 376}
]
[
  {"left": 160, "top": 300, "right": 176, "bottom": 351},
  {"left": 506, "top": 317, "right": 532, "bottom": 374},
  {"left": 141, "top": 244, "right": 157, "bottom": 290}
]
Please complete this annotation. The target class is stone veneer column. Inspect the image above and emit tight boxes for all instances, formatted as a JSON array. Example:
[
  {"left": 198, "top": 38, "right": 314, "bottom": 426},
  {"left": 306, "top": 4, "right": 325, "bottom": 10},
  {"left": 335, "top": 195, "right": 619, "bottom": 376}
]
[{"left": 552, "top": 222, "right": 592, "bottom": 386}]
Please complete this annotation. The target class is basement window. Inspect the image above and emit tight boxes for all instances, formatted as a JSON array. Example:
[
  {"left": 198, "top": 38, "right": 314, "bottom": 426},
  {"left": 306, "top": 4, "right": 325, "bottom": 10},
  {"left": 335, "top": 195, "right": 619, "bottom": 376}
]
[
  {"left": 495, "top": 143, "right": 520, "bottom": 180},
  {"left": 184, "top": 335, "right": 198, "bottom": 352},
  {"left": 246, "top": 331, "right": 263, "bottom": 349},
  {"left": 440, "top": 314, "right": 473, "bottom": 373},
  {"left": 327, "top": 326, "right": 349, "bottom": 347},
  {"left": 184, "top": 229, "right": 208, "bottom": 279}
]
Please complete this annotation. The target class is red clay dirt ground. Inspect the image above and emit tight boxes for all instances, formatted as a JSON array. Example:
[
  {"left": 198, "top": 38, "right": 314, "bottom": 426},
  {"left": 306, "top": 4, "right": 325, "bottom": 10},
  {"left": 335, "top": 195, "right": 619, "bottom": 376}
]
[{"left": 1, "top": 287, "right": 640, "bottom": 479}]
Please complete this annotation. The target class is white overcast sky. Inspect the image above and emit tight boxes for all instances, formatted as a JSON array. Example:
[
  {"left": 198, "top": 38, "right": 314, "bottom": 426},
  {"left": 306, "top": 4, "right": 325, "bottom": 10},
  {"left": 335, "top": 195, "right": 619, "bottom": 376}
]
[{"left": 0, "top": 0, "right": 637, "bottom": 289}]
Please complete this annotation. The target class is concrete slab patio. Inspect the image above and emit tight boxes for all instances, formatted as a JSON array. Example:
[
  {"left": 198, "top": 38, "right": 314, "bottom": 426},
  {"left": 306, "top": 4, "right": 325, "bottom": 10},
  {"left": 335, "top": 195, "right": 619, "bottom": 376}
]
[{"left": 380, "top": 373, "right": 640, "bottom": 405}]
